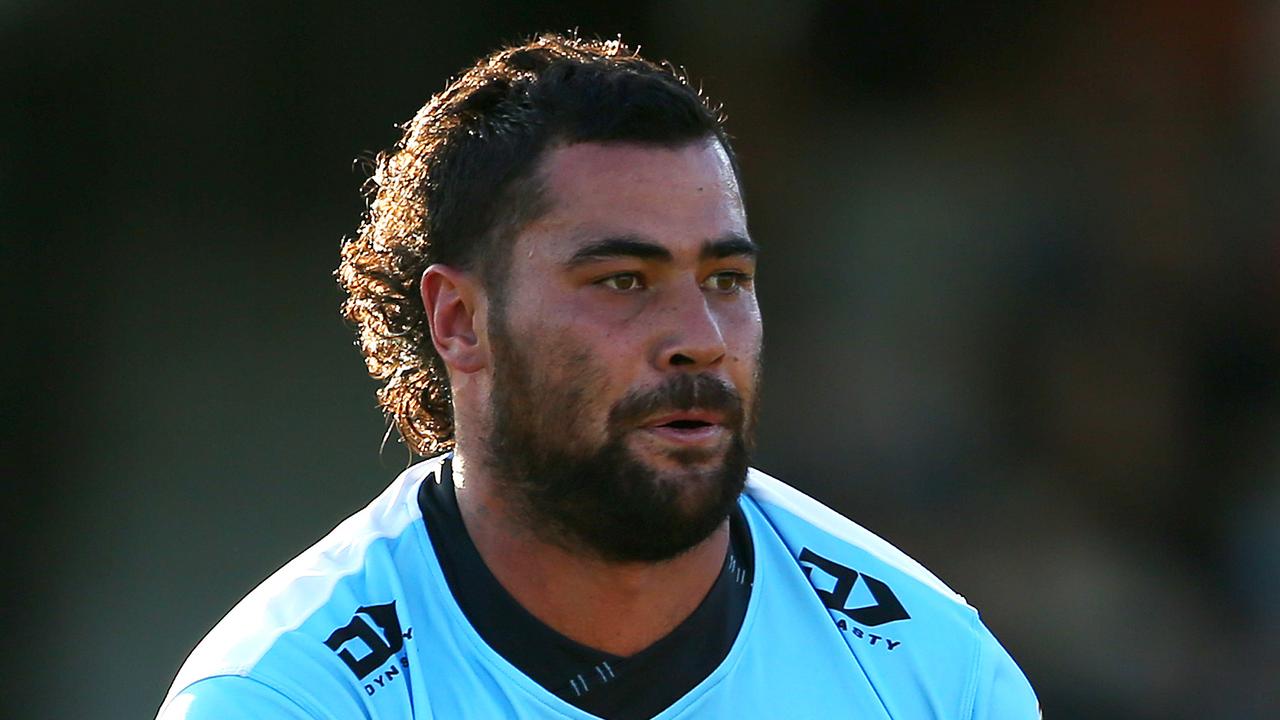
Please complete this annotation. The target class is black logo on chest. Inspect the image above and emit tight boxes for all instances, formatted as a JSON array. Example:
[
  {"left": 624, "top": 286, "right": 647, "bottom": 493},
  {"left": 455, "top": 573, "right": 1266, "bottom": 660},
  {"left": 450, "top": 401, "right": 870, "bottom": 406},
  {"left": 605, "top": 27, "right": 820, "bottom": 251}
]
[
  {"left": 798, "top": 547, "right": 910, "bottom": 627},
  {"left": 324, "top": 601, "right": 413, "bottom": 680}
]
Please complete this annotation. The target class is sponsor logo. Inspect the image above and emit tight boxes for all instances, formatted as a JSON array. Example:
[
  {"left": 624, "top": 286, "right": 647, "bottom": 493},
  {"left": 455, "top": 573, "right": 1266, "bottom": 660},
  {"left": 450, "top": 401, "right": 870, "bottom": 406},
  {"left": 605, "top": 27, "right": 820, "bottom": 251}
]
[
  {"left": 324, "top": 601, "right": 414, "bottom": 693},
  {"left": 798, "top": 547, "right": 909, "bottom": 651}
]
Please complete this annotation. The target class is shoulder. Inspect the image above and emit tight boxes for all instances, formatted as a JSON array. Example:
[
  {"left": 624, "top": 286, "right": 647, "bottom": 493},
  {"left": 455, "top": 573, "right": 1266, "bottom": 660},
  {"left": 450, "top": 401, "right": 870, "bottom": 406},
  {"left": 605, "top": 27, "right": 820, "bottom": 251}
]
[
  {"left": 157, "top": 459, "right": 443, "bottom": 719},
  {"left": 742, "top": 467, "right": 1038, "bottom": 718},
  {"left": 744, "top": 467, "right": 964, "bottom": 604},
  {"left": 158, "top": 675, "right": 320, "bottom": 719}
]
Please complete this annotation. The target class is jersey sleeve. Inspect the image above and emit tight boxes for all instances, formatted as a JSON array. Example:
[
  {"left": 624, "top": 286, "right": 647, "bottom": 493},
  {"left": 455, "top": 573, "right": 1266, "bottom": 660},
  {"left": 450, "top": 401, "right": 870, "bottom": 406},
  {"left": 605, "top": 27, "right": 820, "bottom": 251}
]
[
  {"left": 157, "top": 676, "right": 323, "bottom": 720},
  {"left": 969, "top": 619, "right": 1039, "bottom": 720}
]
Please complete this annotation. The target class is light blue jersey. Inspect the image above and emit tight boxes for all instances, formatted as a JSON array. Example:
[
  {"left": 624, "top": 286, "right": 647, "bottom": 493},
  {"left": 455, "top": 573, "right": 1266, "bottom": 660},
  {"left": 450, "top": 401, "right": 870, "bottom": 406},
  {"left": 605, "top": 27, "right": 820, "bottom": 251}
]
[{"left": 159, "top": 456, "right": 1038, "bottom": 718}]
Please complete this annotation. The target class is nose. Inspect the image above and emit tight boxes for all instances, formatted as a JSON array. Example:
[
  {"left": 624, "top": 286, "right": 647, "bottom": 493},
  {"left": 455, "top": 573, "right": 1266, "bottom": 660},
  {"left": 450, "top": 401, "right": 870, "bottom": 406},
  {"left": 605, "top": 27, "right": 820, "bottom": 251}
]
[{"left": 653, "top": 282, "right": 727, "bottom": 371}]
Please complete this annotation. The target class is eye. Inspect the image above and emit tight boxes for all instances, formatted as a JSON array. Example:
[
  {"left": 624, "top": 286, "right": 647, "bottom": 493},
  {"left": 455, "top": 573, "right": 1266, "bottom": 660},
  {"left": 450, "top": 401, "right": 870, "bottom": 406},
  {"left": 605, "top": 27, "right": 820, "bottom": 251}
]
[
  {"left": 702, "top": 271, "right": 754, "bottom": 294},
  {"left": 598, "top": 273, "right": 646, "bottom": 292}
]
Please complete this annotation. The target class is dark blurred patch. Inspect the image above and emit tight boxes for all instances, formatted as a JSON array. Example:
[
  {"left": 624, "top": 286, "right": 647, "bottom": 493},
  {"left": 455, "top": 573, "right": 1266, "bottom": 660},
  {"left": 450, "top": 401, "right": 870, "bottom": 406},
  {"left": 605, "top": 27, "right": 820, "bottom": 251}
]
[{"left": 808, "top": 1, "right": 1049, "bottom": 103}]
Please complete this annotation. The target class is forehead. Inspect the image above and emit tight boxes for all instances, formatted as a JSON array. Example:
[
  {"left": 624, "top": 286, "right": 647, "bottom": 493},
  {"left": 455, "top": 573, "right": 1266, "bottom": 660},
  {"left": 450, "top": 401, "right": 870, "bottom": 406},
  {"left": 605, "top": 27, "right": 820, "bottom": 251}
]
[{"left": 518, "top": 138, "right": 747, "bottom": 258}]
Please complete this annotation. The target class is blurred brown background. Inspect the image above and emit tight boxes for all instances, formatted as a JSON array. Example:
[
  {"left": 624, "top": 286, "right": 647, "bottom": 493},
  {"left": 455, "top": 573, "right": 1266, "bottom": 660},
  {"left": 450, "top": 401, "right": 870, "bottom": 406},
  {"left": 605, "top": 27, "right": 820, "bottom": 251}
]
[{"left": 5, "top": 1, "right": 1278, "bottom": 718}]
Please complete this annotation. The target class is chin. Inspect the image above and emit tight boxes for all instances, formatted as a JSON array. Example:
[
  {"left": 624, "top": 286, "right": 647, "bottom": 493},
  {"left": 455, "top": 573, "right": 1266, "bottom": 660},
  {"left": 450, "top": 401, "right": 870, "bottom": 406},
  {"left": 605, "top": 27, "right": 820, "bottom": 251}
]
[
  {"left": 629, "top": 434, "right": 731, "bottom": 472},
  {"left": 545, "top": 441, "right": 747, "bottom": 563}
]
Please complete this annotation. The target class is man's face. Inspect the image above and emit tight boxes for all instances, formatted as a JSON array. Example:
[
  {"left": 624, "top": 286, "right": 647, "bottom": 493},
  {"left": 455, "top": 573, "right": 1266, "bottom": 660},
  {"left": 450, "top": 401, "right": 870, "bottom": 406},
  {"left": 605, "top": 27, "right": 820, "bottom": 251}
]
[{"left": 484, "top": 137, "right": 762, "bottom": 563}]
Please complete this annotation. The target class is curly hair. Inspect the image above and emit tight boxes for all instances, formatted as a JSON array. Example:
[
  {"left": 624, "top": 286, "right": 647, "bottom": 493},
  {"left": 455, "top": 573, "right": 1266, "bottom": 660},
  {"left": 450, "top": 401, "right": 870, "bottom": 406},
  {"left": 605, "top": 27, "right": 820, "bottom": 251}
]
[{"left": 337, "top": 33, "right": 737, "bottom": 457}]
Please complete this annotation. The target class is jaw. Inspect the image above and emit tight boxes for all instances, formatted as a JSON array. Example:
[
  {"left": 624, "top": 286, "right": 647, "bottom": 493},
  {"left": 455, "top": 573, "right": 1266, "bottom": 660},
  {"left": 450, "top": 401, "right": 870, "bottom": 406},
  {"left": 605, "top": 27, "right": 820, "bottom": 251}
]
[{"left": 489, "top": 419, "right": 750, "bottom": 563}]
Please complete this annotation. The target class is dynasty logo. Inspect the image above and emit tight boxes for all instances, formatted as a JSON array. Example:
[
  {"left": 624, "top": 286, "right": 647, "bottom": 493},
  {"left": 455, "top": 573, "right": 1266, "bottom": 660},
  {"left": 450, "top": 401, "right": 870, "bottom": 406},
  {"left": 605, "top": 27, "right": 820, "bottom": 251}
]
[
  {"left": 325, "top": 601, "right": 414, "bottom": 694},
  {"left": 798, "top": 547, "right": 909, "bottom": 651}
]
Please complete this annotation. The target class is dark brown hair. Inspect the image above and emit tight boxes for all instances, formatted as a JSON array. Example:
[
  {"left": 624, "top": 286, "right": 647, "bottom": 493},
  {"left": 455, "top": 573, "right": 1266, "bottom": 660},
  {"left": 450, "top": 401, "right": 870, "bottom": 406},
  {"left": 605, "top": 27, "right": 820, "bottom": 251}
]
[{"left": 337, "top": 33, "right": 736, "bottom": 456}]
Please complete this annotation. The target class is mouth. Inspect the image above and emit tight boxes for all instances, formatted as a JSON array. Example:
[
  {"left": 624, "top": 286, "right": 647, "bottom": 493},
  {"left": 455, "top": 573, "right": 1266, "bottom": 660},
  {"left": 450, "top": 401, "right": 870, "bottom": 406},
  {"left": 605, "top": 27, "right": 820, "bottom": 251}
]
[{"left": 640, "top": 411, "right": 728, "bottom": 446}]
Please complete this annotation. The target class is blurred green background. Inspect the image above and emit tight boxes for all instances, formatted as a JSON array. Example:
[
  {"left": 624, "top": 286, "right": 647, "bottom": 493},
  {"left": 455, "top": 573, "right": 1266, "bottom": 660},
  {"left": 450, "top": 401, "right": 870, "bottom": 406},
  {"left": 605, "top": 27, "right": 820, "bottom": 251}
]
[{"left": 5, "top": 1, "right": 1278, "bottom": 718}]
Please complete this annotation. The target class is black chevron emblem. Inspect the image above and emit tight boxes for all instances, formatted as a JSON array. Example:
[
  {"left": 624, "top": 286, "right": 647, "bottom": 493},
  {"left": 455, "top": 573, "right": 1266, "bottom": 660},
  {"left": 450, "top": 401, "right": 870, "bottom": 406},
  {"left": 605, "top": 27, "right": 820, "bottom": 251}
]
[
  {"left": 324, "top": 601, "right": 406, "bottom": 679},
  {"left": 798, "top": 547, "right": 911, "bottom": 626}
]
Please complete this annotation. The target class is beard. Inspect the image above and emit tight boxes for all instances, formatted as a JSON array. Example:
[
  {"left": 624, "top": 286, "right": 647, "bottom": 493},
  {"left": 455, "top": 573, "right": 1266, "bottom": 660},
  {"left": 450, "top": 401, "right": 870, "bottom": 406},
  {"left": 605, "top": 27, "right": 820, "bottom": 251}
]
[{"left": 484, "top": 317, "right": 757, "bottom": 564}]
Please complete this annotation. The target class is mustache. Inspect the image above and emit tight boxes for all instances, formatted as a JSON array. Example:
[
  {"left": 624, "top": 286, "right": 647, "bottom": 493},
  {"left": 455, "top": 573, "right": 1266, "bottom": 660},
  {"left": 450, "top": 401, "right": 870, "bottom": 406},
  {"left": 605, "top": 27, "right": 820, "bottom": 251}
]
[{"left": 608, "top": 374, "right": 744, "bottom": 429}]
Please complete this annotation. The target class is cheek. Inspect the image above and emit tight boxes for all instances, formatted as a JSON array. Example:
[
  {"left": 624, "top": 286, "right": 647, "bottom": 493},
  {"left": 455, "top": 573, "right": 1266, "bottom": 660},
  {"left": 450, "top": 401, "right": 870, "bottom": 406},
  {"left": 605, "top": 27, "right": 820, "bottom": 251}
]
[
  {"left": 725, "top": 313, "right": 764, "bottom": 398},
  {"left": 725, "top": 306, "right": 764, "bottom": 362},
  {"left": 546, "top": 298, "right": 647, "bottom": 381},
  {"left": 525, "top": 330, "right": 615, "bottom": 418}
]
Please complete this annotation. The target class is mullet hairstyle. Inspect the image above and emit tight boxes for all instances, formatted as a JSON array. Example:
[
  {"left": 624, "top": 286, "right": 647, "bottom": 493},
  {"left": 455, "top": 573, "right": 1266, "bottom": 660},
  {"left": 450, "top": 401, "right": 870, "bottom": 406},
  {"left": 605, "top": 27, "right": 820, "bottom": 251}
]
[{"left": 337, "top": 33, "right": 739, "bottom": 457}]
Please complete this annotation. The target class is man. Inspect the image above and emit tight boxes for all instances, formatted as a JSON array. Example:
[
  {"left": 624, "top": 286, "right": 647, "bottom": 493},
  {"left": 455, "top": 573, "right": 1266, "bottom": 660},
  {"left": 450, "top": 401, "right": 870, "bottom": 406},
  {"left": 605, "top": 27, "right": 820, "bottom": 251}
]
[{"left": 158, "top": 34, "right": 1038, "bottom": 719}]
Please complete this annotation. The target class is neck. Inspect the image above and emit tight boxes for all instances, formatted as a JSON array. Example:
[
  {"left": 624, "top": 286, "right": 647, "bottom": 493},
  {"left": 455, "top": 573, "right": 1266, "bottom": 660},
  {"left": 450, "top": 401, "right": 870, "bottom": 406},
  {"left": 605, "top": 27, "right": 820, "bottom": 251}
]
[{"left": 449, "top": 447, "right": 730, "bottom": 657}]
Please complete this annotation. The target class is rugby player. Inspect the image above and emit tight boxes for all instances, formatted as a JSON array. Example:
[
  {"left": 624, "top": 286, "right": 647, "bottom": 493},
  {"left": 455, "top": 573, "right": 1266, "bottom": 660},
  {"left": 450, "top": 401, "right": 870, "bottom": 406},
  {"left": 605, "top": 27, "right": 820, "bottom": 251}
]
[{"left": 158, "top": 33, "right": 1038, "bottom": 719}]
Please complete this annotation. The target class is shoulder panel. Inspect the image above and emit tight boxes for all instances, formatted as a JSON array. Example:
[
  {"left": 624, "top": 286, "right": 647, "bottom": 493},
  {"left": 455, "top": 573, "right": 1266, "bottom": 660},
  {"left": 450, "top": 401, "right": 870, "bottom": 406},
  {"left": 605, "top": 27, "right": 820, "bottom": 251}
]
[
  {"left": 744, "top": 467, "right": 967, "bottom": 605},
  {"left": 160, "top": 458, "right": 443, "bottom": 714}
]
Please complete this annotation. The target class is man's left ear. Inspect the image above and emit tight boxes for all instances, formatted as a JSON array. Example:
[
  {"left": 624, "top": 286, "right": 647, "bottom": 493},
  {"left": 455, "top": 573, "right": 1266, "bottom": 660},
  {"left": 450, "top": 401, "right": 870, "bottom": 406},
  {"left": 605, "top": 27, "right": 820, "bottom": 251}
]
[{"left": 421, "top": 264, "right": 488, "bottom": 374}]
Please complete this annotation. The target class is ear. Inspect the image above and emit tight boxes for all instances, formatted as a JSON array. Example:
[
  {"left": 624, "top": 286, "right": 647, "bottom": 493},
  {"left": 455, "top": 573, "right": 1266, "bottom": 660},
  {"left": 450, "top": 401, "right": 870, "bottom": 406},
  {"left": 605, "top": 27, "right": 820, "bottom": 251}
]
[{"left": 421, "top": 264, "right": 487, "bottom": 374}]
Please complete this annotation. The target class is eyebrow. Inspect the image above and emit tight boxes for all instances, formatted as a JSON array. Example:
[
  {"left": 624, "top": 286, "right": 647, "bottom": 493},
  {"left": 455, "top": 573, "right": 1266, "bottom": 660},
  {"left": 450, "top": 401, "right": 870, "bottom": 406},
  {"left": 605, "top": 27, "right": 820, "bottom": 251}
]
[
  {"left": 702, "top": 234, "right": 758, "bottom": 260},
  {"left": 565, "top": 234, "right": 758, "bottom": 267}
]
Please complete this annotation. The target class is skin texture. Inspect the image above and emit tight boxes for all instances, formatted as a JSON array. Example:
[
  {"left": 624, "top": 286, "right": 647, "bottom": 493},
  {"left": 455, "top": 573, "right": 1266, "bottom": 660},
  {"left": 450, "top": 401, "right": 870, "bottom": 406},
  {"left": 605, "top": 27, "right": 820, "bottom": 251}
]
[{"left": 421, "top": 137, "right": 762, "bottom": 656}]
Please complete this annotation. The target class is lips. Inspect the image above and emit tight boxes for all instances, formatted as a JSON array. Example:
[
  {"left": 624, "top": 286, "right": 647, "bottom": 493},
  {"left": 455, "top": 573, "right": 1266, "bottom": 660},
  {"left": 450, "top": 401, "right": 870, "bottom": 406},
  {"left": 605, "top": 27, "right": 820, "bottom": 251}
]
[
  {"left": 608, "top": 375, "right": 744, "bottom": 452},
  {"left": 643, "top": 410, "right": 726, "bottom": 430},
  {"left": 639, "top": 410, "right": 729, "bottom": 447}
]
